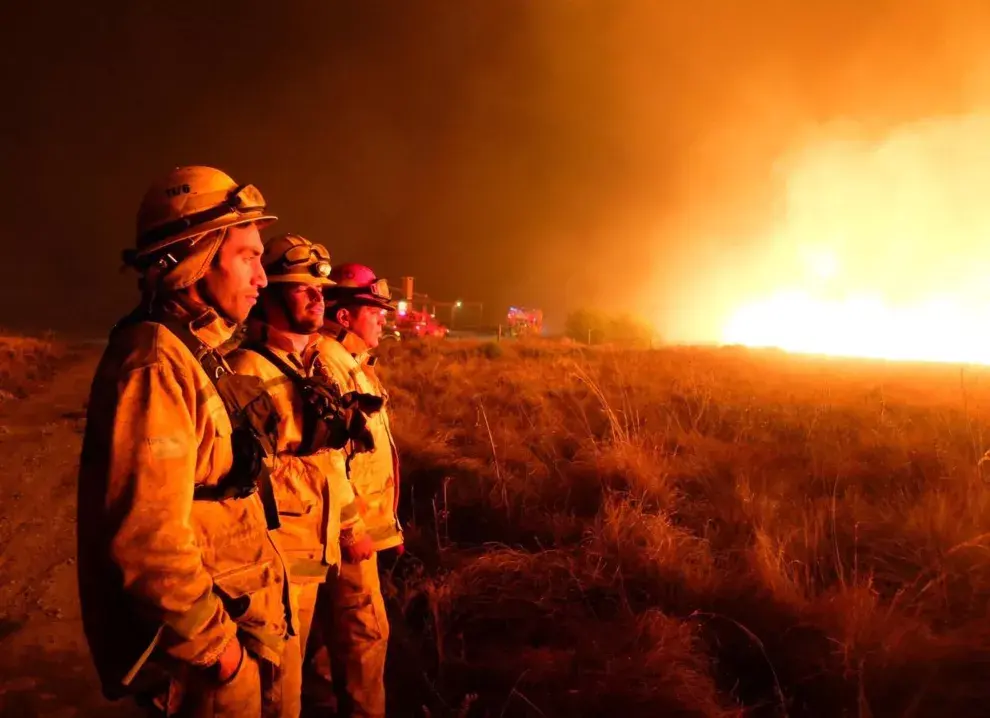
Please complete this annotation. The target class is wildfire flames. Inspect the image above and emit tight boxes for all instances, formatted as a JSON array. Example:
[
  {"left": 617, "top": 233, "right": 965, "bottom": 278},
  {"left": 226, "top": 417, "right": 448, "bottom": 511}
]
[{"left": 719, "top": 115, "right": 990, "bottom": 365}]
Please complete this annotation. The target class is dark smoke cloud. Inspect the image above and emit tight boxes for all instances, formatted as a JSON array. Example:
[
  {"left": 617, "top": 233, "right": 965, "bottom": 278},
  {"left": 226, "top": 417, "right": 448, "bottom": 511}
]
[{"left": 1, "top": 0, "right": 987, "bottom": 334}]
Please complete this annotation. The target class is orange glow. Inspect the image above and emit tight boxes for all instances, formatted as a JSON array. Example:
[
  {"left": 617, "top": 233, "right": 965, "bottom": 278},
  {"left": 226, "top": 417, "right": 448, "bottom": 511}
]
[
  {"left": 716, "top": 115, "right": 990, "bottom": 364},
  {"left": 723, "top": 291, "right": 984, "bottom": 362}
]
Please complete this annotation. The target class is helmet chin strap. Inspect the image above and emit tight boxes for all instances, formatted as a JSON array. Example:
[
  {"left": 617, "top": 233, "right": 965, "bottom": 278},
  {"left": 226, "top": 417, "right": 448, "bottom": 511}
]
[
  {"left": 194, "top": 281, "right": 240, "bottom": 325},
  {"left": 145, "top": 230, "right": 234, "bottom": 320}
]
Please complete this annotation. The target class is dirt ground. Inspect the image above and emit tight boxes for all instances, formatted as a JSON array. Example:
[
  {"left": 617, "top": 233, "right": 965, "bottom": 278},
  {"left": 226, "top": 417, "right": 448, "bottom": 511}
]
[{"left": 0, "top": 346, "right": 141, "bottom": 717}]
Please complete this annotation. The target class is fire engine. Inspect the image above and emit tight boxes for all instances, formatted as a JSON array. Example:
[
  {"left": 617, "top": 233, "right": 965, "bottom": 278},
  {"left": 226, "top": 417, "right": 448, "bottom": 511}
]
[
  {"left": 392, "top": 300, "right": 449, "bottom": 339},
  {"left": 507, "top": 306, "right": 543, "bottom": 337}
]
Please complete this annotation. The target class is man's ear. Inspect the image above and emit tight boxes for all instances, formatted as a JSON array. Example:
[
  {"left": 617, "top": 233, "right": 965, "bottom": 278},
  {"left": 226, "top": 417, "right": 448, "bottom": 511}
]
[{"left": 335, "top": 306, "right": 350, "bottom": 328}]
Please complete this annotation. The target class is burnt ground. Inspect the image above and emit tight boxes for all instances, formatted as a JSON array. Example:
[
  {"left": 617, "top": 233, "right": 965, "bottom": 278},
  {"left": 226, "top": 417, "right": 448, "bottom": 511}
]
[{"left": 0, "top": 346, "right": 140, "bottom": 717}]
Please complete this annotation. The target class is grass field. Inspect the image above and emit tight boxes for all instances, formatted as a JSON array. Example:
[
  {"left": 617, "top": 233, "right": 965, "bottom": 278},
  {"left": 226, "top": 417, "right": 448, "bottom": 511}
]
[
  {"left": 375, "top": 338, "right": 990, "bottom": 717},
  {"left": 0, "top": 331, "right": 64, "bottom": 401}
]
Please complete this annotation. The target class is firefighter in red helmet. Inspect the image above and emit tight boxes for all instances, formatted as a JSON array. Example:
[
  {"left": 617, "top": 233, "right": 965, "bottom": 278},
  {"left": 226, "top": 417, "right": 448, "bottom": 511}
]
[{"left": 304, "top": 263, "right": 400, "bottom": 717}]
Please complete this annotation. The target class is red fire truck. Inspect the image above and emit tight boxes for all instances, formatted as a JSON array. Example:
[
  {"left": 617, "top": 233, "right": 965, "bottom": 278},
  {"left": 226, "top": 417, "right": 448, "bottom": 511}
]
[
  {"left": 507, "top": 306, "right": 543, "bottom": 337},
  {"left": 391, "top": 301, "right": 449, "bottom": 339}
]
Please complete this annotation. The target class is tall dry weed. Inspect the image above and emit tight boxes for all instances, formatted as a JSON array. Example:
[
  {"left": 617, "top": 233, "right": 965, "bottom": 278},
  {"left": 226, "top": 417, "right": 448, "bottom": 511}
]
[
  {"left": 377, "top": 340, "right": 990, "bottom": 717},
  {"left": 0, "top": 332, "right": 64, "bottom": 401}
]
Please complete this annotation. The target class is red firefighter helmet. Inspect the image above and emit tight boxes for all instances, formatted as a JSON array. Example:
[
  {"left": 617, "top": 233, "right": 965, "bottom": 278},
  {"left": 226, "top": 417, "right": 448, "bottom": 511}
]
[{"left": 324, "top": 263, "right": 394, "bottom": 311}]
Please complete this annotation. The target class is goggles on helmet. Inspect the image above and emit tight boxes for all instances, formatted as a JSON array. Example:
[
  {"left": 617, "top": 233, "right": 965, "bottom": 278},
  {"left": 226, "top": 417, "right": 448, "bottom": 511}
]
[
  {"left": 283, "top": 242, "right": 330, "bottom": 265},
  {"left": 364, "top": 278, "right": 391, "bottom": 300},
  {"left": 278, "top": 242, "right": 332, "bottom": 279},
  {"left": 328, "top": 277, "right": 392, "bottom": 303},
  {"left": 137, "top": 184, "right": 268, "bottom": 249}
]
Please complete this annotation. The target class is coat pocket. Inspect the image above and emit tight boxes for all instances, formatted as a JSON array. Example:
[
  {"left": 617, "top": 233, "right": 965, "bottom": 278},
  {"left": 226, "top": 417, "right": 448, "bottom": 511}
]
[
  {"left": 270, "top": 456, "right": 320, "bottom": 517},
  {"left": 211, "top": 561, "right": 275, "bottom": 621}
]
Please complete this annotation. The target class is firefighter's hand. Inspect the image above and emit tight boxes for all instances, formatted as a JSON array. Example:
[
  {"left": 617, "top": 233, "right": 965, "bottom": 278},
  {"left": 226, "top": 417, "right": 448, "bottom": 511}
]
[
  {"left": 211, "top": 637, "right": 244, "bottom": 683},
  {"left": 342, "top": 531, "right": 374, "bottom": 563}
]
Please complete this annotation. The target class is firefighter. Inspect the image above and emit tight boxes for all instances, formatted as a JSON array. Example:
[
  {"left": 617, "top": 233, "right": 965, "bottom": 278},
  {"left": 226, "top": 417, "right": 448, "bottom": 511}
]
[
  {"left": 225, "top": 234, "right": 374, "bottom": 717},
  {"left": 76, "top": 166, "right": 293, "bottom": 717},
  {"left": 307, "top": 263, "right": 402, "bottom": 718}
]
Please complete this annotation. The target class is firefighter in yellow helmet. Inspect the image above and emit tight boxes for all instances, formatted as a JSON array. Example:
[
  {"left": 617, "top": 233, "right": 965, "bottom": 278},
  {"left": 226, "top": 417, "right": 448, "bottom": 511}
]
[
  {"left": 226, "top": 234, "right": 375, "bottom": 717},
  {"left": 76, "top": 166, "right": 293, "bottom": 717},
  {"left": 305, "top": 263, "right": 402, "bottom": 718}
]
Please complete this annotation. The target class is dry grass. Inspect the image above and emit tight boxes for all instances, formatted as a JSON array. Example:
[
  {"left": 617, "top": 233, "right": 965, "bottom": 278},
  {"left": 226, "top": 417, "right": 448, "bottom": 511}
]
[
  {"left": 0, "top": 331, "right": 64, "bottom": 401},
  {"left": 376, "top": 338, "right": 990, "bottom": 718}
]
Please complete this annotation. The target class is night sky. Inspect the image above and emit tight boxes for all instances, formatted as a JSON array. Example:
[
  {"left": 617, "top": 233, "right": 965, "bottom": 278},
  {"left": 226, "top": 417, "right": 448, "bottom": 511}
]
[{"left": 2, "top": 0, "right": 988, "bottom": 335}]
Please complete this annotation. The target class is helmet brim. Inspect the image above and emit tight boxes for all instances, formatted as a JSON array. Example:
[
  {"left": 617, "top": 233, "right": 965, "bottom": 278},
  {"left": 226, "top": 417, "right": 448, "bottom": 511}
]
[
  {"left": 266, "top": 275, "right": 335, "bottom": 288},
  {"left": 134, "top": 210, "right": 278, "bottom": 260},
  {"left": 324, "top": 292, "right": 395, "bottom": 311}
]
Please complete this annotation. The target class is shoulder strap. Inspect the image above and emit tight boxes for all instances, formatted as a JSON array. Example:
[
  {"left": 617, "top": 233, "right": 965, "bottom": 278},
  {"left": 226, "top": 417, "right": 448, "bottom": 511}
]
[
  {"left": 241, "top": 342, "right": 308, "bottom": 387},
  {"left": 241, "top": 341, "right": 359, "bottom": 457},
  {"left": 158, "top": 319, "right": 230, "bottom": 388},
  {"left": 155, "top": 321, "right": 282, "bottom": 530}
]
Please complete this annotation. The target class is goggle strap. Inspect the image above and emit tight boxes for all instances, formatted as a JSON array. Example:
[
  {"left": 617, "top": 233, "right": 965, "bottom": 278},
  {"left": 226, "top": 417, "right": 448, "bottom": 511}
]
[
  {"left": 124, "top": 242, "right": 192, "bottom": 272},
  {"left": 327, "top": 284, "right": 391, "bottom": 301},
  {"left": 286, "top": 248, "right": 330, "bottom": 264},
  {"left": 136, "top": 185, "right": 263, "bottom": 250}
]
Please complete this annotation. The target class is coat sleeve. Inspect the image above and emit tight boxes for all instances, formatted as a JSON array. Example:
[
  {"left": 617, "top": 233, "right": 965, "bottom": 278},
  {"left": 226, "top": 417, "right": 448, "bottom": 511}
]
[
  {"left": 106, "top": 360, "right": 234, "bottom": 667},
  {"left": 317, "top": 448, "right": 364, "bottom": 532},
  {"left": 278, "top": 449, "right": 363, "bottom": 533},
  {"left": 312, "top": 356, "right": 364, "bottom": 531}
]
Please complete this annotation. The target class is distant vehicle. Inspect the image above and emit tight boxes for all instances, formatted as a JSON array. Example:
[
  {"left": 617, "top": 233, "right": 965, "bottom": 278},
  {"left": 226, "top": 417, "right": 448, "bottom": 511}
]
[
  {"left": 507, "top": 306, "right": 543, "bottom": 337},
  {"left": 394, "top": 301, "right": 449, "bottom": 339}
]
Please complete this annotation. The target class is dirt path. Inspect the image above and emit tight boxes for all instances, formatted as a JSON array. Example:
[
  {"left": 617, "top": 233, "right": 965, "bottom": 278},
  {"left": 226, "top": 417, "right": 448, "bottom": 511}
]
[{"left": 0, "top": 345, "right": 140, "bottom": 718}]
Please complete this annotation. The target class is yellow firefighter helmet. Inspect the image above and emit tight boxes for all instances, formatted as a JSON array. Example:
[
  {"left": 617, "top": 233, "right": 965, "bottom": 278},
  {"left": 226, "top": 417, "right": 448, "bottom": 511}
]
[
  {"left": 125, "top": 165, "right": 277, "bottom": 270},
  {"left": 261, "top": 233, "right": 334, "bottom": 287}
]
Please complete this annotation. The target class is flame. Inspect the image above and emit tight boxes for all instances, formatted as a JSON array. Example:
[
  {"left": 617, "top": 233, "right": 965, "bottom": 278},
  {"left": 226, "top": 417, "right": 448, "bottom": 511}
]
[
  {"left": 723, "top": 290, "right": 989, "bottom": 363},
  {"left": 718, "top": 115, "right": 990, "bottom": 364}
]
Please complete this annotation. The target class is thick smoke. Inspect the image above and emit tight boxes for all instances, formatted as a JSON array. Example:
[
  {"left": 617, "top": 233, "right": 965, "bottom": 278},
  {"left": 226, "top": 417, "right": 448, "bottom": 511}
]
[{"left": 2, "top": 1, "right": 990, "bottom": 334}]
